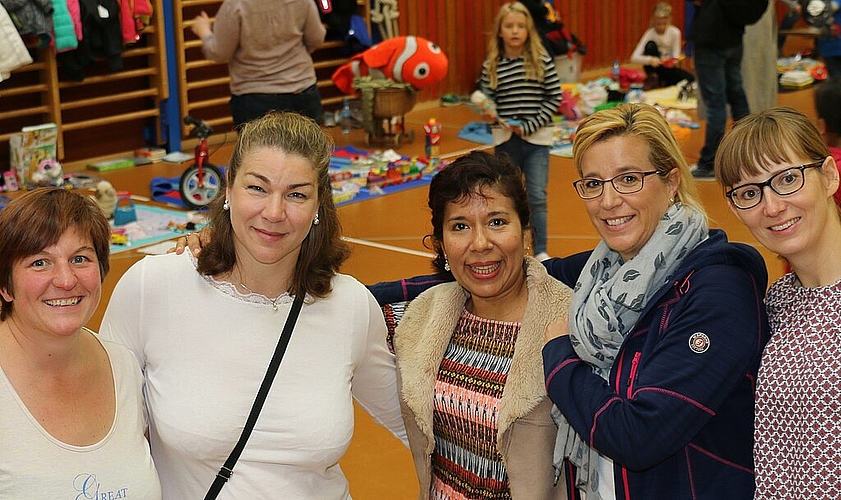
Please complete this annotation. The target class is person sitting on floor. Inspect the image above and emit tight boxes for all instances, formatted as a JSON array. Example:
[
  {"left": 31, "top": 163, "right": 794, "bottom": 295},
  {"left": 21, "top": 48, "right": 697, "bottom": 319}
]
[{"left": 631, "top": 2, "right": 695, "bottom": 88}]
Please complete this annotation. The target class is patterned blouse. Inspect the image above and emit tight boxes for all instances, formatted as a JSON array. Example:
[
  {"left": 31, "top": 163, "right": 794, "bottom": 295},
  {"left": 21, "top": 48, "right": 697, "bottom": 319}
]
[
  {"left": 430, "top": 309, "right": 519, "bottom": 500},
  {"left": 754, "top": 273, "right": 841, "bottom": 499}
]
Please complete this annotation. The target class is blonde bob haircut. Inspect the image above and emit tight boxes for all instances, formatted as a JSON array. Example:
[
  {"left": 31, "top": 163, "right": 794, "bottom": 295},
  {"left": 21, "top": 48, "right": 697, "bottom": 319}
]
[
  {"left": 573, "top": 103, "right": 708, "bottom": 225},
  {"left": 715, "top": 106, "right": 831, "bottom": 188}
]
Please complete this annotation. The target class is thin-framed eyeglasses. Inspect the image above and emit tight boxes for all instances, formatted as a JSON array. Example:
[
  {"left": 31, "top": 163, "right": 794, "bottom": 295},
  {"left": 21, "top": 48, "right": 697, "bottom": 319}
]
[
  {"left": 572, "top": 170, "right": 660, "bottom": 199},
  {"left": 725, "top": 158, "right": 827, "bottom": 210}
]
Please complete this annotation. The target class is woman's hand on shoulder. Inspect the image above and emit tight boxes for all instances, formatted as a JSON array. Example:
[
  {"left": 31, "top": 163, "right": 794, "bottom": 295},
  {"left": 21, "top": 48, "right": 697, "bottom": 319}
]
[
  {"left": 167, "top": 227, "right": 214, "bottom": 256},
  {"left": 544, "top": 317, "right": 569, "bottom": 343}
]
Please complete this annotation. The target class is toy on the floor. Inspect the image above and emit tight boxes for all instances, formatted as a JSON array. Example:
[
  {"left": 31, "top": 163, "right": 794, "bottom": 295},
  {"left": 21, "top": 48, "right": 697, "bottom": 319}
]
[
  {"left": 94, "top": 180, "right": 118, "bottom": 219},
  {"left": 113, "top": 195, "right": 138, "bottom": 226},
  {"left": 332, "top": 36, "right": 449, "bottom": 146},
  {"left": 180, "top": 116, "right": 224, "bottom": 209},
  {"left": 331, "top": 35, "right": 449, "bottom": 95},
  {"left": 3, "top": 171, "right": 20, "bottom": 192},
  {"left": 558, "top": 88, "right": 581, "bottom": 120},
  {"left": 353, "top": 77, "right": 418, "bottom": 145},
  {"left": 30, "top": 158, "right": 63, "bottom": 187},
  {"left": 423, "top": 118, "right": 441, "bottom": 157}
]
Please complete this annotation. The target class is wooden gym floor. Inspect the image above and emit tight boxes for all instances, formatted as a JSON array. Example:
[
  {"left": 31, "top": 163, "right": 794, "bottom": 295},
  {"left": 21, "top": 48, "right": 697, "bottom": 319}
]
[{"left": 77, "top": 83, "right": 818, "bottom": 499}]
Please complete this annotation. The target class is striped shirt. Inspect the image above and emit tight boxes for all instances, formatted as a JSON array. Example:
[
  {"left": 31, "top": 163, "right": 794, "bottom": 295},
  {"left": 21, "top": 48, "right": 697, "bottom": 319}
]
[
  {"left": 480, "top": 54, "right": 561, "bottom": 136},
  {"left": 430, "top": 309, "right": 519, "bottom": 500}
]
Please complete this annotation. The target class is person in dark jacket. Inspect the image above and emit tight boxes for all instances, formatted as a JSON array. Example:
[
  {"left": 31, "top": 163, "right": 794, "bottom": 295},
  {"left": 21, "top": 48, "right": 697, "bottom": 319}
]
[
  {"left": 688, "top": 0, "right": 768, "bottom": 178},
  {"left": 369, "top": 104, "right": 770, "bottom": 500}
]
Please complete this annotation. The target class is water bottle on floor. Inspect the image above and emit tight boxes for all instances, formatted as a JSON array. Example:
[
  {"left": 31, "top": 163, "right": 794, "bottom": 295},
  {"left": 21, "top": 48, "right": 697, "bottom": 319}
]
[{"left": 340, "top": 99, "right": 352, "bottom": 135}]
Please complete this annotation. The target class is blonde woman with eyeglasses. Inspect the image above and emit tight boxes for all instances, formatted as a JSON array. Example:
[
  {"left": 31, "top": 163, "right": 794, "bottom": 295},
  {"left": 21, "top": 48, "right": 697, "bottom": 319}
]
[
  {"left": 370, "top": 103, "right": 771, "bottom": 499},
  {"left": 716, "top": 106, "right": 841, "bottom": 499}
]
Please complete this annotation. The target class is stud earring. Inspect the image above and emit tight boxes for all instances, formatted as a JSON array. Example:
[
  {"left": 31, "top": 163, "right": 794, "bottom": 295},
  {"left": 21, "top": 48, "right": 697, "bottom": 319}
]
[
  {"left": 313, "top": 212, "right": 320, "bottom": 225},
  {"left": 669, "top": 196, "right": 675, "bottom": 204},
  {"left": 223, "top": 199, "right": 230, "bottom": 211},
  {"left": 444, "top": 257, "right": 450, "bottom": 272}
]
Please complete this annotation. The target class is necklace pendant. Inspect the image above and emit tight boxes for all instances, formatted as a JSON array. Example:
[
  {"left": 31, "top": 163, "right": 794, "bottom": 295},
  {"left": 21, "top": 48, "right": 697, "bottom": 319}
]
[{"left": 272, "top": 302, "right": 278, "bottom": 312}]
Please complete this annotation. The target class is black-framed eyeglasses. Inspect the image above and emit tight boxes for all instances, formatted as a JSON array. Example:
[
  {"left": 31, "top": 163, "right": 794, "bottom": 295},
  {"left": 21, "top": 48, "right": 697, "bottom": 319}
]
[
  {"left": 572, "top": 170, "right": 660, "bottom": 199},
  {"left": 725, "top": 158, "right": 827, "bottom": 210}
]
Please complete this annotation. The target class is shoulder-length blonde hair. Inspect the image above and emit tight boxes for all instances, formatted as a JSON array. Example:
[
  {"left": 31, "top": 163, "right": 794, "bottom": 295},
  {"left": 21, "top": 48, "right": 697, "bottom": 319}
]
[
  {"left": 573, "top": 103, "right": 708, "bottom": 224},
  {"left": 485, "top": 1, "right": 547, "bottom": 88},
  {"left": 197, "top": 112, "right": 349, "bottom": 299}
]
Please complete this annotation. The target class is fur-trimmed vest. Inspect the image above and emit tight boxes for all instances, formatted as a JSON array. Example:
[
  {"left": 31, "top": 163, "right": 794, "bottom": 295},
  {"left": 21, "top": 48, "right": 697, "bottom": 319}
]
[{"left": 394, "top": 256, "right": 572, "bottom": 500}]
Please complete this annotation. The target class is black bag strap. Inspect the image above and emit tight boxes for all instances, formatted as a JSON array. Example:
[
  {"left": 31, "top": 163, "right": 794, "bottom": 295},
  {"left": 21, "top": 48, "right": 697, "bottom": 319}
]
[{"left": 204, "top": 293, "right": 305, "bottom": 500}]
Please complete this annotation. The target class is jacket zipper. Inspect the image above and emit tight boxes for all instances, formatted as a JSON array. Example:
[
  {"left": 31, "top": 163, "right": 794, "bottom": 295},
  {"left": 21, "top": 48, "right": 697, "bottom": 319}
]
[
  {"left": 621, "top": 351, "right": 642, "bottom": 498},
  {"left": 626, "top": 351, "right": 641, "bottom": 398}
]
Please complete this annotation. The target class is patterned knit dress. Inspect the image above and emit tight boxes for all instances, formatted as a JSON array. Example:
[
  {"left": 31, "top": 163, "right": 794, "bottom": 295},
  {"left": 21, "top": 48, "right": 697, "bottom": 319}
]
[
  {"left": 430, "top": 309, "right": 518, "bottom": 500},
  {"left": 754, "top": 273, "right": 841, "bottom": 499}
]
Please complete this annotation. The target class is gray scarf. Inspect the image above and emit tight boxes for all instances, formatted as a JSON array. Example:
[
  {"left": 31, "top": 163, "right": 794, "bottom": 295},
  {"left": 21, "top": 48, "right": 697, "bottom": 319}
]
[{"left": 552, "top": 202, "right": 708, "bottom": 499}]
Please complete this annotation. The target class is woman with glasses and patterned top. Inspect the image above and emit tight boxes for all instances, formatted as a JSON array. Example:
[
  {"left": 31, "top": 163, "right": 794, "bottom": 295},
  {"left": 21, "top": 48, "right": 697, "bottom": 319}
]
[
  {"left": 715, "top": 106, "right": 841, "bottom": 499},
  {"left": 370, "top": 103, "right": 770, "bottom": 499}
]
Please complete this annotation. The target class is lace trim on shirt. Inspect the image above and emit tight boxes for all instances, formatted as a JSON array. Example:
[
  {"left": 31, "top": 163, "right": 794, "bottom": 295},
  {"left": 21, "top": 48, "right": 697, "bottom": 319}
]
[{"left": 189, "top": 251, "right": 295, "bottom": 307}]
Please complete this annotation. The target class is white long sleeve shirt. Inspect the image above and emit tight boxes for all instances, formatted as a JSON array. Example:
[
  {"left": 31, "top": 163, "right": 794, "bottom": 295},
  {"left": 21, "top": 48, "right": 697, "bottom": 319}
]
[
  {"left": 630, "top": 25, "right": 683, "bottom": 66},
  {"left": 100, "top": 252, "right": 406, "bottom": 500}
]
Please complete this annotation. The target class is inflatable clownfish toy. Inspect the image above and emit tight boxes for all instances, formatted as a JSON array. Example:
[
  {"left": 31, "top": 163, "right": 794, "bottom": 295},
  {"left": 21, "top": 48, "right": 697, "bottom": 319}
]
[{"left": 331, "top": 36, "right": 448, "bottom": 95}]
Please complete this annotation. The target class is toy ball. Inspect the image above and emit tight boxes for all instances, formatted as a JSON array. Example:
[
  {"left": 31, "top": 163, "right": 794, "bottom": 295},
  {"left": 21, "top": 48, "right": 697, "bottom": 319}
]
[{"left": 332, "top": 36, "right": 449, "bottom": 95}]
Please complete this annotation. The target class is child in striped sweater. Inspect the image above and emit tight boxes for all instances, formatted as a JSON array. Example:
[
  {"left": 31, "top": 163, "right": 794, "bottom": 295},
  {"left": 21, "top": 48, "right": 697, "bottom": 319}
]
[{"left": 478, "top": 1, "right": 562, "bottom": 262}]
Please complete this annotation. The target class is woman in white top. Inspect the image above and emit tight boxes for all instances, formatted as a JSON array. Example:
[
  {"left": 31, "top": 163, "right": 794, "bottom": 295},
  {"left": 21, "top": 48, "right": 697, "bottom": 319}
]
[
  {"left": 101, "top": 112, "right": 407, "bottom": 499},
  {"left": 0, "top": 188, "right": 160, "bottom": 499}
]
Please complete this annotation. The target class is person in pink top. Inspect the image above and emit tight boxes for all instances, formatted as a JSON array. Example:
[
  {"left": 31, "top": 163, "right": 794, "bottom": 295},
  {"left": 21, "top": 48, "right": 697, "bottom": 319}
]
[{"left": 716, "top": 107, "right": 841, "bottom": 499}]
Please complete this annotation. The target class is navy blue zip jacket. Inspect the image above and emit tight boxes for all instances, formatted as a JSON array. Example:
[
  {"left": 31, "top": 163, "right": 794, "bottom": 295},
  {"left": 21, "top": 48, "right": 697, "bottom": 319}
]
[
  {"left": 544, "top": 229, "right": 769, "bottom": 499},
  {"left": 368, "top": 229, "right": 770, "bottom": 500}
]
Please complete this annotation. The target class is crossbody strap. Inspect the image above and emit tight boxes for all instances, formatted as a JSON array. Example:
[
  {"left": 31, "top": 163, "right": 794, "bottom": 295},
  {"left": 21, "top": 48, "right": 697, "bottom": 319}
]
[{"left": 204, "top": 293, "right": 305, "bottom": 500}]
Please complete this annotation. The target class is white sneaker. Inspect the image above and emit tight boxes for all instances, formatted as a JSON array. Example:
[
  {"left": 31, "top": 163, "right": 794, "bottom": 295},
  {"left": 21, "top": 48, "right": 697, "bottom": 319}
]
[{"left": 535, "top": 252, "right": 551, "bottom": 262}]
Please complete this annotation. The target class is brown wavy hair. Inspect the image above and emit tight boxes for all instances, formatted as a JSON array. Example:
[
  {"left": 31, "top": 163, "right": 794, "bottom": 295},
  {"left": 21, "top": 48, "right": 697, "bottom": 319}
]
[{"left": 196, "top": 112, "right": 349, "bottom": 298}]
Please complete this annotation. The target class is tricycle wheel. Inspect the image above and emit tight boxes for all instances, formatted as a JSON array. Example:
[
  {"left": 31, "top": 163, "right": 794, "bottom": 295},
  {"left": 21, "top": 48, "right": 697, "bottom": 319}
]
[{"left": 179, "top": 163, "right": 223, "bottom": 209}]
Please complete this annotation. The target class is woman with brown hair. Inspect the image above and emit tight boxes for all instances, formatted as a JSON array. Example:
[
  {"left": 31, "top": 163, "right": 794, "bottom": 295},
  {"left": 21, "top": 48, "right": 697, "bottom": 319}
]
[
  {"left": 101, "top": 112, "right": 406, "bottom": 499},
  {"left": 0, "top": 188, "right": 160, "bottom": 498}
]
